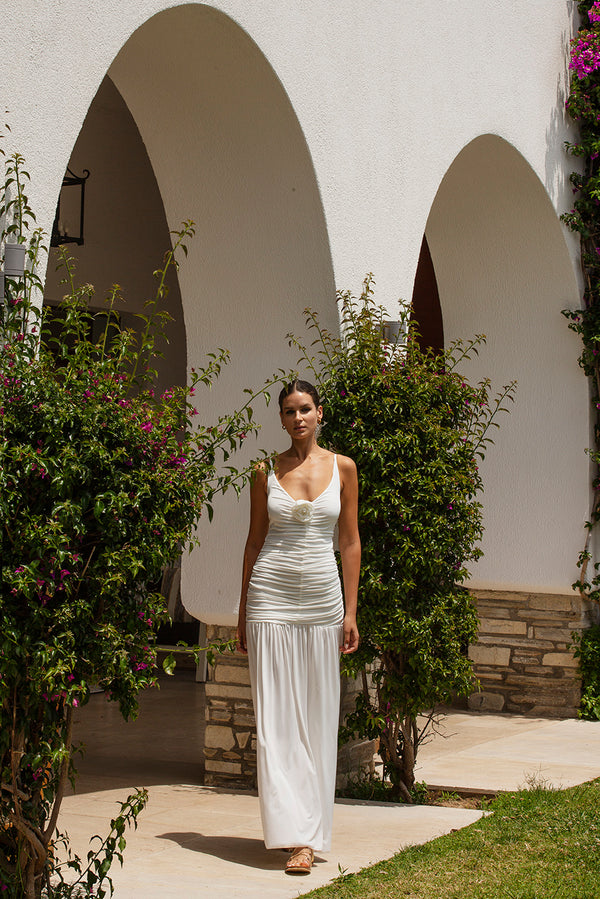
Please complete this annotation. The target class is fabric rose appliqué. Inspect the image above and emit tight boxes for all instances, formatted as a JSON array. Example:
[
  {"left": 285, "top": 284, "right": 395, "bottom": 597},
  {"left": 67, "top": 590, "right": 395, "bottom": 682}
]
[{"left": 291, "top": 499, "right": 313, "bottom": 523}]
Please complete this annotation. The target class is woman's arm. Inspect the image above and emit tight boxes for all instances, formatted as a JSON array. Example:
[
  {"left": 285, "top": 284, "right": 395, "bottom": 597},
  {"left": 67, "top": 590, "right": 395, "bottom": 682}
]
[
  {"left": 337, "top": 455, "right": 361, "bottom": 654},
  {"left": 236, "top": 465, "right": 269, "bottom": 653}
]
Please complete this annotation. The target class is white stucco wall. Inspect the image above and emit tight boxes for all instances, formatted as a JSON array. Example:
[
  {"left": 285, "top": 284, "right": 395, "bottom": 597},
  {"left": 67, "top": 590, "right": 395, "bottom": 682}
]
[
  {"left": 0, "top": 1, "right": 589, "bottom": 621},
  {"left": 2, "top": 2, "right": 581, "bottom": 297}
]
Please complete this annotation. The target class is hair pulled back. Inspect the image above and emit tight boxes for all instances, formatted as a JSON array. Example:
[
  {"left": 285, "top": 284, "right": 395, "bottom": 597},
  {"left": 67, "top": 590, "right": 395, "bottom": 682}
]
[{"left": 278, "top": 379, "right": 321, "bottom": 412}]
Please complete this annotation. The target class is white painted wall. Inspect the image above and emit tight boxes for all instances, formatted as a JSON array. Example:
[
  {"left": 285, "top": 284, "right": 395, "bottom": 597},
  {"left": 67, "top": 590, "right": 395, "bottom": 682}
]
[{"left": 0, "top": 1, "right": 589, "bottom": 620}]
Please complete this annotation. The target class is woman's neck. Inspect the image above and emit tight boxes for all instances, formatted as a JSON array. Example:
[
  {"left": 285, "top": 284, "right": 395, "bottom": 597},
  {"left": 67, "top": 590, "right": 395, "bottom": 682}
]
[{"left": 287, "top": 437, "right": 320, "bottom": 461}]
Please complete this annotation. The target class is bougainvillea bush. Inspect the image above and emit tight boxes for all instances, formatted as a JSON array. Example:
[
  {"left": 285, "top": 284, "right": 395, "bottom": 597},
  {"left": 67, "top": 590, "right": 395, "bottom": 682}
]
[
  {"left": 0, "top": 154, "right": 276, "bottom": 897},
  {"left": 562, "top": 0, "right": 600, "bottom": 718},
  {"left": 563, "top": 0, "right": 600, "bottom": 600},
  {"left": 290, "top": 277, "right": 516, "bottom": 800}
]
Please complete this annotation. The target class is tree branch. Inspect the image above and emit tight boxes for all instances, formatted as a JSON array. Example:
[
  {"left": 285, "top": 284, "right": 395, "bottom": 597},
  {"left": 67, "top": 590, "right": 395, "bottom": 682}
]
[{"left": 42, "top": 704, "right": 73, "bottom": 845}]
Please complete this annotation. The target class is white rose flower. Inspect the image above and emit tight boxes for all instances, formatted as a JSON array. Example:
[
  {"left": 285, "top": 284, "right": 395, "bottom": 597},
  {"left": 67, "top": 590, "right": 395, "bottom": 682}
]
[{"left": 291, "top": 500, "right": 314, "bottom": 523}]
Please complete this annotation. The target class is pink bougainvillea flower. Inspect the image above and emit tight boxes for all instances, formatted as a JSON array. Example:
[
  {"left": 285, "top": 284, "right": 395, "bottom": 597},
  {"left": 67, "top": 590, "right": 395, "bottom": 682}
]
[{"left": 570, "top": 31, "right": 600, "bottom": 79}]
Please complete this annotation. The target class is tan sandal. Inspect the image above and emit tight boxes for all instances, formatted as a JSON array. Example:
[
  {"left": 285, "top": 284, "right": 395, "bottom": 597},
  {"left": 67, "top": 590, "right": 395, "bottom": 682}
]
[{"left": 285, "top": 846, "right": 314, "bottom": 875}]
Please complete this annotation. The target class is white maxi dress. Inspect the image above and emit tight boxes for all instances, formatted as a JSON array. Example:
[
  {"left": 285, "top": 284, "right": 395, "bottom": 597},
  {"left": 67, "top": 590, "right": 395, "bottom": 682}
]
[{"left": 246, "top": 454, "right": 344, "bottom": 853}]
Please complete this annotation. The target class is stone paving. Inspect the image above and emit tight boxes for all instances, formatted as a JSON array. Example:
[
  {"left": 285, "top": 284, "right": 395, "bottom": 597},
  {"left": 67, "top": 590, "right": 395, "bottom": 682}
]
[
  {"left": 58, "top": 675, "right": 600, "bottom": 898},
  {"left": 61, "top": 782, "right": 483, "bottom": 898}
]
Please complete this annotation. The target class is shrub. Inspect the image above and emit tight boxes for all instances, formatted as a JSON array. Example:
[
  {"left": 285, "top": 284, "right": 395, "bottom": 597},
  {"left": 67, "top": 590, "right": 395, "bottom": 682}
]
[
  {"left": 289, "top": 276, "right": 516, "bottom": 800},
  {"left": 0, "top": 151, "right": 277, "bottom": 897},
  {"left": 574, "top": 624, "right": 600, "bottom": 720}
]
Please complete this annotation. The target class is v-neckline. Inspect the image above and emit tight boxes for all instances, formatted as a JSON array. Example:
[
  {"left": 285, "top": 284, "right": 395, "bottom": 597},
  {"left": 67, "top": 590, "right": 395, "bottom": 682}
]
[{"left": 273, "top": 455, "right": 336, "bottom": 504}]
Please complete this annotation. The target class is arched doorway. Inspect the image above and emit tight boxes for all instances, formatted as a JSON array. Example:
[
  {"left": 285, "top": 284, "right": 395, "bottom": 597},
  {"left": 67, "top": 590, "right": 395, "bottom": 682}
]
[
  {"left": 44, "top": 75, "right": 186, "bottom": 397},
  {"left": 48, "top": 3, "right": 336, "bottom": 783},
  {"left": 106, "top": 4, "right": 337, "bottom": 627},
  {"left": 46, "top": 3, "right": 336, "bottom": 629},
  {"left": 423, "top": 134, "right": 586, "bottom": 592},
  {"left": 43, "top": 74, "right": 196, "bottom": 646},
  {"left": 421, "top": 134, "right": 591, "bottom": 715}
]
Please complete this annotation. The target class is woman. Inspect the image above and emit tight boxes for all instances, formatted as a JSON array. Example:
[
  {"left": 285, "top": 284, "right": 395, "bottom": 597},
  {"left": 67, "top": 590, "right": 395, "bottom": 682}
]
[{"left": 237, "top": 379, "right": 360, "bottom": 876}]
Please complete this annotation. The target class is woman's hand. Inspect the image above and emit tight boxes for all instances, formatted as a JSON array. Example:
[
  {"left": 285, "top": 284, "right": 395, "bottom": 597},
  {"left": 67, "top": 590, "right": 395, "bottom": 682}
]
[
  {"left": 236, "top": 619, "right": 247, "bottom": 654},
  {"left": 340, "top": 614, "right": 359, "bottom": 654}
]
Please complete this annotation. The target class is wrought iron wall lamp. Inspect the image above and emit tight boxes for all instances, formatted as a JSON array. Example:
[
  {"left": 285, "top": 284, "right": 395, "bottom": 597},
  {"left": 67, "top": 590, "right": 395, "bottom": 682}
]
[{"left": 50, "top": 166, "right": 90, "bottom": 247}]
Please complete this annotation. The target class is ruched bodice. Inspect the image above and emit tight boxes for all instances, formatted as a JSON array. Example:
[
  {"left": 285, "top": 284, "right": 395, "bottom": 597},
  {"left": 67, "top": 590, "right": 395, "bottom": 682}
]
[{"left": 246, "top": 454, "right": 344, "bottom": 626}]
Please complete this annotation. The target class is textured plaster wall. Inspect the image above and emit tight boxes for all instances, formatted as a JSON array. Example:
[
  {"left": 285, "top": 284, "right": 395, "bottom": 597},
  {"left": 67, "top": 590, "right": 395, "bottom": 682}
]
[
  {"left": 0, "top": 1, "right": 589, "bottom": 620},
  {"left": 1, "top": 1, "right": 581, "bottom": 301}
]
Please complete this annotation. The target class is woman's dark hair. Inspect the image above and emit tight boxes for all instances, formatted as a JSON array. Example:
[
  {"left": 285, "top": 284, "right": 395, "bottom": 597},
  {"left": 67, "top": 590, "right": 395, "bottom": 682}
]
[{"left": 278, "top": 379, "right": 321, "bottom": 411}]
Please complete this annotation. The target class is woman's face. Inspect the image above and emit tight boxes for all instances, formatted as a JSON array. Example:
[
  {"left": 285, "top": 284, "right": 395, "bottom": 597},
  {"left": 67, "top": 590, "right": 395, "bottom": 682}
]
[{"left": 280, "top": 391, "right": 322, "bottom": 439}]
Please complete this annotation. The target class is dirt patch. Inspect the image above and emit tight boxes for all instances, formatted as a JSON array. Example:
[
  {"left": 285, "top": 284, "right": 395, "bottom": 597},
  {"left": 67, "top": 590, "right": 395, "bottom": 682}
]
[{"left": 427, "top": 788, "right": 496, "bottom": 809}]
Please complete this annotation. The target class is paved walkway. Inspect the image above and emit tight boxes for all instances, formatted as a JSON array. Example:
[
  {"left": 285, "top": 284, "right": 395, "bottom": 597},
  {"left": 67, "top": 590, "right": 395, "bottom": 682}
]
[
  {"left": 415, "top": 709, "right": 600, "bottom": 793},
  {"left": 59, "top": 677, "right": 600, "bottom": 898}
]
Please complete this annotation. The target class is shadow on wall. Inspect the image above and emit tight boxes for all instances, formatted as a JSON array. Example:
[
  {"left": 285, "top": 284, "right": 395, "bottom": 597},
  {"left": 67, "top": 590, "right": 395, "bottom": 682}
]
[
  {"left": 44, "top": 75, "right": 186, "bottom": 398},
  {"left": 545, "top": 1, "right": 581, "bottom": 254}
]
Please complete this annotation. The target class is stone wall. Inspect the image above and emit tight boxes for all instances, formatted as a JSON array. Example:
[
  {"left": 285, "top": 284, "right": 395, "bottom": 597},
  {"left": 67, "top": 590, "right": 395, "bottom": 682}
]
[
  {"left": 203, "top": 625, "right": 257, "bottom": 790},
  {"left": 468, "top": 590, "right": 600, "bottom": 717},
  {"left": 204, "top": 591, "right": 600, "bottom": 789},
  {"left": 336, "top": 670, "right": 378, "bottom": 790},
  {"left": 203, "top": 624, "right": 377, "bottom": 790}
]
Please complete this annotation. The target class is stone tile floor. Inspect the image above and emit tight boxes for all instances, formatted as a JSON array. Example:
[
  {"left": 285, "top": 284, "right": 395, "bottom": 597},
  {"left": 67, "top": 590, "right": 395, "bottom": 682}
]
[{"left": 58, "top": 672, "right": 600, "bottom": 897}]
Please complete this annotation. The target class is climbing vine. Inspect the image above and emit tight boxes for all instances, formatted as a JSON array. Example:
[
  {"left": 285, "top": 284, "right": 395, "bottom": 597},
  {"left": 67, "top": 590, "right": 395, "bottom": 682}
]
[{"left": 563, "top": 0, "right": 600, "bottom": 602}]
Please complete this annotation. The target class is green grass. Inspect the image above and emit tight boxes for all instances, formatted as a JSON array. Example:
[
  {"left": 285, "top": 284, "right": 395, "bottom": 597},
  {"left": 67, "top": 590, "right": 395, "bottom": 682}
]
[{"left": 300, "top": 780, "right": 600, "bottom": 899}]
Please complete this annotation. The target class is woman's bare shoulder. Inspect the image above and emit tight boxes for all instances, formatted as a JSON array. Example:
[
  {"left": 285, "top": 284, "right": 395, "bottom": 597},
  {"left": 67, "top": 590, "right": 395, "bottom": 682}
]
[
  {"left": 336, "top": 453, "right": 357, "bottom": 475},
  {"left": 336, "top": 455, "right": 358, "bottom": 492}
]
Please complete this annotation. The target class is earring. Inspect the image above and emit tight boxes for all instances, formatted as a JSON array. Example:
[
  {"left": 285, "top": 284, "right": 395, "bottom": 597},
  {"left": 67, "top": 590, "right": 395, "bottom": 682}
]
[{"left": 282, "top": 424, "right": 286, "bottom": 430}]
